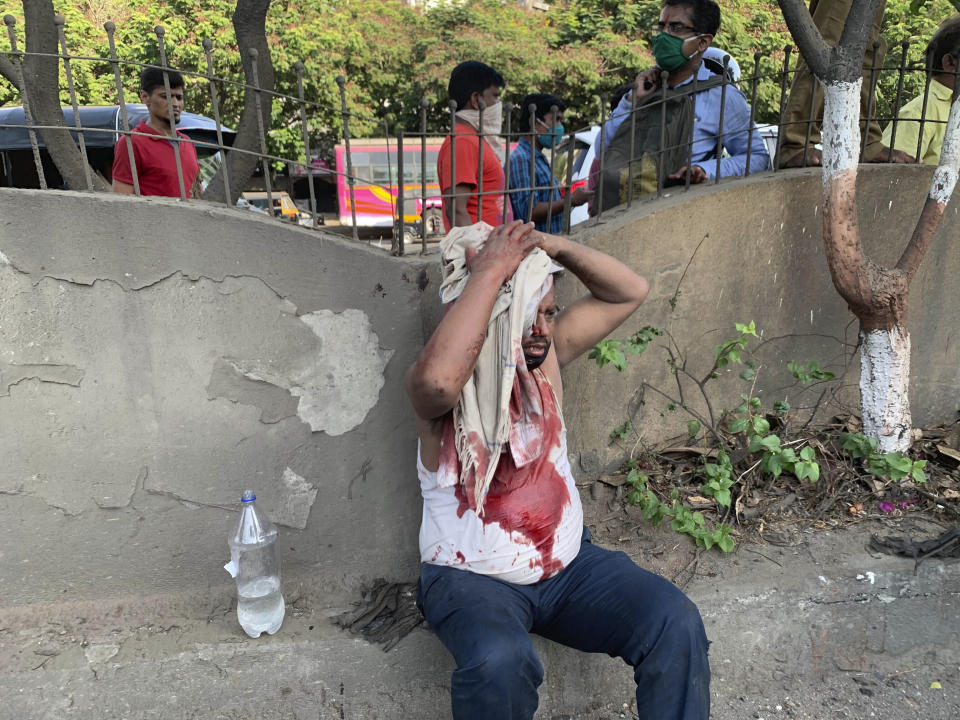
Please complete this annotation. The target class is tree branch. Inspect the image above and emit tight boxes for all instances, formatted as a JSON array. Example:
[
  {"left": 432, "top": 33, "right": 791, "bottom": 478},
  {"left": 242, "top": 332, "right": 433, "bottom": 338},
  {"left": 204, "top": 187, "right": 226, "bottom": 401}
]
[
  {"left": 0, "top": 52, "right": 19, "bottom": 87},
  {"left": 202, "top": 0, "right": 274, "bottom": 205},
  {"left": 776, "top": 0, "right": 831, "bottom": 79},
  {"left": 838, "top": 0, "right": 884, "bottom": 60},
  {"left": 897, "top": 94, "right": 960, "bottom": 282}
]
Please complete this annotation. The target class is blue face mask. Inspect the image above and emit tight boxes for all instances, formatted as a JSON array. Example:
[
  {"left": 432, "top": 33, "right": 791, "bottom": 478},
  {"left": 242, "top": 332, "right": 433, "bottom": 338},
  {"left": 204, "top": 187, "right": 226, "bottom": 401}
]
[{"left": 538, "top": 123, "right": 564, "bottom": 148}]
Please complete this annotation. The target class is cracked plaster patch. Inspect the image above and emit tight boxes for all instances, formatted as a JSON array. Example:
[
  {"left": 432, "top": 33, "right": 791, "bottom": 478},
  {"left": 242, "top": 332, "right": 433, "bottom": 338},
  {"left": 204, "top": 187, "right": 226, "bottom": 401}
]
[
  {"left": 293, "top": 309, "right": 393, "bottom": 435},
  {"left": 269, "top": 467, "right": 318, "bottom": 529},
  {"left": 0, "top": 363, "right": 85, "bottom": 397},
  {"left": 213, "top": 308, "right": 393, "bottom": 436}
]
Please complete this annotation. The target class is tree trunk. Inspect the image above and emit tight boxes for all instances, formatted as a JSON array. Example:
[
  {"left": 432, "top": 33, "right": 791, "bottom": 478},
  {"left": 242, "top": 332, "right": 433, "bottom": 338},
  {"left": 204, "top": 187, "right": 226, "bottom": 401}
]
[
  {"left": 859, "top": 326, "right": 911, "bottom": 452},
  {"left": 779, "top": 0, "right": 960, "bottom": 452},
  {"left": 202, "top": 0, "right": 274, "bottom": 205},
  {"left": 0, "top": 1, "right": 110, "bottom": 191}
]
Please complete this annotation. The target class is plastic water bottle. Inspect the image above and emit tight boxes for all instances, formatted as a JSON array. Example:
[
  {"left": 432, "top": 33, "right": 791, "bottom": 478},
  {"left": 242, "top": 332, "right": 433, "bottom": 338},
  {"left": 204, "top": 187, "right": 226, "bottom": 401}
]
[{"left": 223, "top": 489, "right": 285, "bottom": 638}]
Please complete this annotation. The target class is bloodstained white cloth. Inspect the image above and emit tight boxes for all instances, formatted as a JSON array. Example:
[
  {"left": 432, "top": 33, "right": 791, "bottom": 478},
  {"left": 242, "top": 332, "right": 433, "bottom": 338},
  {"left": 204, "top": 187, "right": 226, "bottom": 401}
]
[
  {"left": 439, "top": 223, "right": 553, "bottom": 516},
  {"left": 417, "top": 369, "right": 583, "bottom": 584}
]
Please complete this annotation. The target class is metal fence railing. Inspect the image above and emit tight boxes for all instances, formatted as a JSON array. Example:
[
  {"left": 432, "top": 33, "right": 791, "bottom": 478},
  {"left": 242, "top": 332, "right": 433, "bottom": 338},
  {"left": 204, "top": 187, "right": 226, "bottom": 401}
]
[{"left": 0, "top": 15, "right": 951, "bottom": 256}]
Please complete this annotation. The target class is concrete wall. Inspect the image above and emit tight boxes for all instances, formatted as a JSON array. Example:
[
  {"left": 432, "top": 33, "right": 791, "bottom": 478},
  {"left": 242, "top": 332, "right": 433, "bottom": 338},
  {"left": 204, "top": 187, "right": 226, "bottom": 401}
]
[
  {"left": 0, "top": 191, "right": 431, "bottom": 606},
  {"left": 3, "top": 165, "right": 958, "bottom": 604},
  {"left": 559, "top": 164, "right": 960, "bottom": 474}
]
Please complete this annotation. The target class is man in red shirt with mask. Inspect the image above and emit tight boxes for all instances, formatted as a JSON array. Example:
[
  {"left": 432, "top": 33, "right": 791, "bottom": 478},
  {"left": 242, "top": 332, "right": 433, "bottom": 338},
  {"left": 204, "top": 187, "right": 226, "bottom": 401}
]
[
  {"left": 437, "top": 61, "right": 509, "bottom": 231},
  {"left": 112, "top": 66, "right": 201, "bottom": 199}
]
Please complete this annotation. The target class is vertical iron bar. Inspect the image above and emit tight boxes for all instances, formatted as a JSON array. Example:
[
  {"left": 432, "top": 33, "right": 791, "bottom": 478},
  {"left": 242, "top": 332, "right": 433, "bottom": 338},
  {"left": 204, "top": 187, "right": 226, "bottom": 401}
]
[
  {"left": 562, "top": 126, "right": 575, "bottom": 233},
  {"left": 5, "top": 16, "right": 46, "bottom": 190},
  {"left": 657, "top": 70, "right": 668, "bottom": 197},
  {"left": 420, "top": 98, "right": 429, "bottom": 252},
  {"left": 155, "top": 26, "right": 187, "bottom": 200},
  {"left": 105, "top": 21, "right": 139, "bottom": 195},
  {"left": 861, "top": 40, "right": 881, "bottom": 162},
  {"left": 685, "top": 73, "right": 698, "bottom": 189},
  {"left": 916, "top": 67, "right": 933, "bottom": 162},
  {"left": 56, "top": 15, "right": 93, "bottom": 191},
  {"left": 294, "top": 62, "right": 317, "bottom": 226},
  {"left": 476, "top": 100, "right": 485, "bottom": 223},
  {"left": 745, "top": 53, "right": 761, "bottom": 175},
  {"left": 597, "top": 94, "right": 607, "bottom": 220},
  {"left": 502, "top": 101, "right": 512, "bottom": 226},
  {"left": 337, "top": 76, "right": 358, "bottom": 241},
  {"left": 383, "top": 118, "right": 396, "bottom": 248},
  {"left": 773, "top": 45, "right": 793, "bottom": 173},
  {"left": 396, "top": 130, "right": 404, "bottom": 256},
  {"left": 248, "top": 47, "right": 272, "bottom": 210},
  {"left": 887, "top": 41, "right": 909, "bottom": 163},
  {"left": 715, "top": 58, "right": 729, "bottom": 184},
  {"left": 205, "top": 39, "right": 231, "bottom": 207},
  {"left": 802, "top": 72, "right": 816, "bottom": 168},
  {"left": 627, "top": 88, "right": 638, "bottom": 207},
  {"left": 448, "top": 100, "right": 457, "bottom": 229},
  {"left": 526, "top": 103, "right": 536, "bottom": 223},
  {"left": 546, "top": 104, "right": 558, "bottom": 230}
]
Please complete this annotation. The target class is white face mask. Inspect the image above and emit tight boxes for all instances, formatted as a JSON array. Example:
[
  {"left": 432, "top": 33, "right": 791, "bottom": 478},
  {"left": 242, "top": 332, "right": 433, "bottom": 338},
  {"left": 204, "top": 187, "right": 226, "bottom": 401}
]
[{"left": 480, "top": 100, "right": 503, "bottom": 136}]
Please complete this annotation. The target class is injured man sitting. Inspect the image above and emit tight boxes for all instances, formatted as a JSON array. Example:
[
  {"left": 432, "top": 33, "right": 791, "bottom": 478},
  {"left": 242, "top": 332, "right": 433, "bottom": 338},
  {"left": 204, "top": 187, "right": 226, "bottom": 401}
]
[{"left": 405, "top": 220, "right": 711, "bottom": 720}]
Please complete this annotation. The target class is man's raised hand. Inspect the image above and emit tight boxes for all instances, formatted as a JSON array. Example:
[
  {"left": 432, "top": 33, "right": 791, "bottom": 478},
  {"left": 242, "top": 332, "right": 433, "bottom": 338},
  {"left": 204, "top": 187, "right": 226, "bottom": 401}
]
[{"left": 464, "top": 221, "right": 538, "bottom": 284}]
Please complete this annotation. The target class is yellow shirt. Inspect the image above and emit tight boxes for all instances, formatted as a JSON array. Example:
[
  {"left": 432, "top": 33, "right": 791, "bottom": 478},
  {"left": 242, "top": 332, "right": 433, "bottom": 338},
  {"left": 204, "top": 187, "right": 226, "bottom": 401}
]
[{"left": 881, "top": 79, "right": 953, "bottom": 166}]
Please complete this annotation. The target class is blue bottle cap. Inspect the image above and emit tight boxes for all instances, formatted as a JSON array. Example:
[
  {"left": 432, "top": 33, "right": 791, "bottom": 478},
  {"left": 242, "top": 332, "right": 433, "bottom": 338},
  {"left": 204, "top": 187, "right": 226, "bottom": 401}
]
[{"left": 241, "top": 489, "right": 256, "bottom": 503}]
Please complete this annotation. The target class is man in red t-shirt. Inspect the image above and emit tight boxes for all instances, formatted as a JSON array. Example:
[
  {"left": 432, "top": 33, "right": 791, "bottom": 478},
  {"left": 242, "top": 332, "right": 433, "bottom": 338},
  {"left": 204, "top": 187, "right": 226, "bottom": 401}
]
[
  {"left": 112, "top": 66, "right": 201, "bottom": 199},
  {"left": 437, "top": 61, "right": 508, "bottom": 231}
]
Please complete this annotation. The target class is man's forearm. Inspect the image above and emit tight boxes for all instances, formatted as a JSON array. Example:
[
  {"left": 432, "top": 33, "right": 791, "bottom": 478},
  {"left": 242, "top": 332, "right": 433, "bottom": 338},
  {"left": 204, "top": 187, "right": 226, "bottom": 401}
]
[{"left": 541, "top": 233, "right": 645, "bottom": 304}]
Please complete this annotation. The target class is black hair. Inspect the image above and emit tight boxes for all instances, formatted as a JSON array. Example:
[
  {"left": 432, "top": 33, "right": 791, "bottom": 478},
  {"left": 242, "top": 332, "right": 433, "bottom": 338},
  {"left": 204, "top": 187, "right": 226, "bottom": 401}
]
[
  {"left": 517, "top": 93, "right": 566, "bottom": 133},
  {"left": 927, "top": 15, "right": 960, "bottom": 73},
  {"left": 140, "top": 66, "right": 185, "bottom": 95},
  {"left": 448, "top": 61, "right": 505, "bottom": 111},
  {"left": 662, "top": 0, "right": 721, "bottom": 36}
]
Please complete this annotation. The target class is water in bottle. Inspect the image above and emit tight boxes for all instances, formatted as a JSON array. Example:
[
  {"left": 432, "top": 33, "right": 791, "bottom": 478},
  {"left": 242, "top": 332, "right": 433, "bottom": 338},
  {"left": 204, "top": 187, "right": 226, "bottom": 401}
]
[{"left": 224, "top": 489, "right": 285, "bottom": 638}]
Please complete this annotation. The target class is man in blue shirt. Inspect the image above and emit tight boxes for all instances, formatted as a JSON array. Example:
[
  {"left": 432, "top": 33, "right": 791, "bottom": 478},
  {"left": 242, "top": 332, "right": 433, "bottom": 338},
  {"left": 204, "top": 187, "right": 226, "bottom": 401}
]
[
  {"left": 601, "top": 0, "right": 769, "bottom": 185},
  {"left": 508, "top": 94, "right": 592, "bottom": 233}
]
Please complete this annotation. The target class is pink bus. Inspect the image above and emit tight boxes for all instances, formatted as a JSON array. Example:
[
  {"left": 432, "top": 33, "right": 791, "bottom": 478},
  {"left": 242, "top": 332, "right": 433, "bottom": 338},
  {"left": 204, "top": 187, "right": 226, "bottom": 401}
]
[{"left": 334, "top": 138, "right": 444, "bottom": 232}]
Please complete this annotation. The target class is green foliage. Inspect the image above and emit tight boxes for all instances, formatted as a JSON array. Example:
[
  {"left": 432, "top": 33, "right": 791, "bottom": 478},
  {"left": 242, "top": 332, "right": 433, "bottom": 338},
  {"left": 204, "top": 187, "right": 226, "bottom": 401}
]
[
  {"left": 591, "top": 326, "right": 664, "bottom": 371},
  {"left": 625, "top": 469, "right": 734, "bottom": 551},
  {"left": 841, "top": 433, "right": 927, "bottom": 483},
  {"left": 610, "top": 420, "right": 633, "bottom": 441},
  {"left": 787, "top": 360, "right": 835, "bottom": 385},
  {"left": 589, "top": 339, "right": 628, "bottom": 371}
]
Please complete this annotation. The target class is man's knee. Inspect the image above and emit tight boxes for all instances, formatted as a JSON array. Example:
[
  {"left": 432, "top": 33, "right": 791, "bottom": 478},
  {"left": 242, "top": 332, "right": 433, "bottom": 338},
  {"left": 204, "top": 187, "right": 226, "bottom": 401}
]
[{"left": 460, "top": 634, "right": 544, "bottom": 689}]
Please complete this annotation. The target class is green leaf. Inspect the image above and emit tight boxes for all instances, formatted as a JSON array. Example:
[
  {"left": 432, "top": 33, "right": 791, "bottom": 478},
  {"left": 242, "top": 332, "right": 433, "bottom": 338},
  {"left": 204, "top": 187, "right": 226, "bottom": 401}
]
[
  {"left": 740, "top": 368, "right": 756, "bottom": 381},
  {"left": 751, "top": 416, "right": 770, "bottom": 435},
  {"left": 687, "top": 420, "right": 701, "bottom": 437},
  {"left": 717, "top": 534, "right": 735, "bottom": 553},
  {"left": 799, "top": 445, "right": 815, "bottom": 461},
  {"left": 715, "top": 487, "right": 731, "bottom": 507},
  {"left": 774, "top": 400, "right": 790, "bottom": 415},
  {"left": 735, "top": 320, "right": 758, "bottom": 337},
  {"left": 729, "top": 417, "right": 749, "bottom": 434},
  {"left": 749, "top": 396, "right": 762, "bottom": 410}
]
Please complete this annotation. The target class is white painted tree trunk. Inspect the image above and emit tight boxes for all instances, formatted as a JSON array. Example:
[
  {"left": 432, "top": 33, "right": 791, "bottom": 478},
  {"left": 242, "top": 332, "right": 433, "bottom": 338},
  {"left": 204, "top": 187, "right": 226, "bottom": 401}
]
[
  {"left": 859, "top": 327, "right": 911, "bottom": 453},
  {"left": 819, "top": 80, "right": 914, "bottom": 451}
]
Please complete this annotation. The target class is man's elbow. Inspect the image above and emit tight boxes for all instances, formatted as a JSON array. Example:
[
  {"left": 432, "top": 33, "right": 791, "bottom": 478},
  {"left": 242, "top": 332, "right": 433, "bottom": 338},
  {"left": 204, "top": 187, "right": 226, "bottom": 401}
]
[
  {"left": 628, "top": 275, "right": 649, "bottom": 309},
  {"left": 405, "top": 364, "right": 458, "bottom": 420}
]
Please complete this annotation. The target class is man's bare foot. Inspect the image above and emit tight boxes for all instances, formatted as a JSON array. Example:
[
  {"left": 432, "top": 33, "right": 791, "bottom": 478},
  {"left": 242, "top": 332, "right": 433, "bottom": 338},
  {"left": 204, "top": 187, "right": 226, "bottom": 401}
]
[
  {"left": 779, "top": 147, "right": 822, "bottom": 169},
  {"left": 868, "top": 146, "right": 915, "bottom": 164}
]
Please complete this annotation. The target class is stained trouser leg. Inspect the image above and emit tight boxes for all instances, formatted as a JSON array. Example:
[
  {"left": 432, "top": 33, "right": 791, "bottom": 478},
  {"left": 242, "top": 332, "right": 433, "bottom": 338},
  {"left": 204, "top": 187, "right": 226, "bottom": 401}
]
[
  {"left": 417, "top": 562, "right": 542, "bottom": 720},
  {"left": 532, "top": 530, "right": 710, "bottom": 720}
]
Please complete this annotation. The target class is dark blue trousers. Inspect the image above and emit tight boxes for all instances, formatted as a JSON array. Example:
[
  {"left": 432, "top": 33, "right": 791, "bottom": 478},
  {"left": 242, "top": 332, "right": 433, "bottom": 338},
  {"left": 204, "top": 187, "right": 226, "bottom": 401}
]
[{"left": 417, "top": 528, "right": 710, "bottom": 720}]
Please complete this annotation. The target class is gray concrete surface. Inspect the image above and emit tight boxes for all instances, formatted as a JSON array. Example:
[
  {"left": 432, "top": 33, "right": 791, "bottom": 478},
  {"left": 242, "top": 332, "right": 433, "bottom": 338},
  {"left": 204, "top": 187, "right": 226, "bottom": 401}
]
[{"left": 0, "top": 524, "right": 956, "bottom": 719}]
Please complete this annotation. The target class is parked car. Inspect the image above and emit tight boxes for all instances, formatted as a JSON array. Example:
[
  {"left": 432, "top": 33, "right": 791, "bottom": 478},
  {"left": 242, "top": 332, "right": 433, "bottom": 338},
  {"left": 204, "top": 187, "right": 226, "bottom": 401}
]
[{"left": 239, "top": 191, "right": 300, "bottom": 220}]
